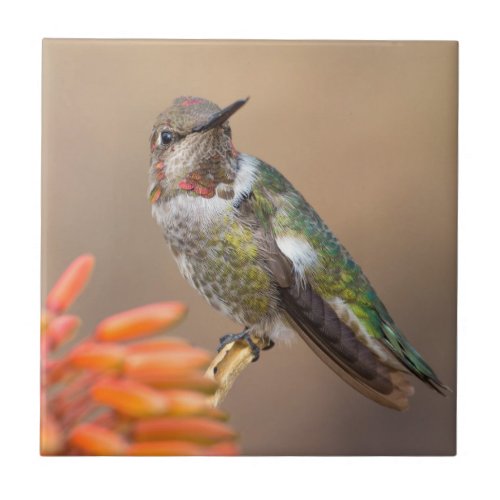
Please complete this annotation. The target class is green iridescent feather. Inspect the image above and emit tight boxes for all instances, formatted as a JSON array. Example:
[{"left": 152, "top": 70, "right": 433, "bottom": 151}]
[{"left": 249, "top": 159, "right": 443, "bottom": 389}]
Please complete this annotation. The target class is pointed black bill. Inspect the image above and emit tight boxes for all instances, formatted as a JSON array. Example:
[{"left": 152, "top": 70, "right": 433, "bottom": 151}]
[{"left": 191, "top": 97, "right": 249, "bottom": 133}]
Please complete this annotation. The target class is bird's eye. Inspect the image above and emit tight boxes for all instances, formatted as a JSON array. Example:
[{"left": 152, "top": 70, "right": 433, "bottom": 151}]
[{"left": 161, "top": 130, "right": 174, "bottom": 145}]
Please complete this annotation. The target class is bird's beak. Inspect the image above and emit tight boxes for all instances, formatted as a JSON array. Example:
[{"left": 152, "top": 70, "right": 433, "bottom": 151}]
[{"left": 191, "top": 97, "right": 249, "bottom": 133}]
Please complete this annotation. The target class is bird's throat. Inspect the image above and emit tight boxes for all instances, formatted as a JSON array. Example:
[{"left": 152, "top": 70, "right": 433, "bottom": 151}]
[{"left": 150, "top": 157, "right": 236, "bottom": 203}]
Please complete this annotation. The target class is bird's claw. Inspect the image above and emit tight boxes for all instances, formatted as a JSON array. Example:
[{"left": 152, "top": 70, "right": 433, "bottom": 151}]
[
  {"left": 217, "top": 330, "right": 261, "bottom": 362},
  {"left": 262, "top": 339, "right": 275, "bottom": 351}
]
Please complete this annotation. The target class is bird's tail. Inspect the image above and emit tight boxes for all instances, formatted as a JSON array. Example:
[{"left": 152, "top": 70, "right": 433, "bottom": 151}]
[
  {"left": 379, "top": 322, "right": 451, "bottom": 395},
  {"left": 279, "top": 284, "right": 417, "bottom": 411}
]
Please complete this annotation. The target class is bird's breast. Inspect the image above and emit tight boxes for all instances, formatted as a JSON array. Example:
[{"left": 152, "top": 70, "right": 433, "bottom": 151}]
[
  {"left": 152, "top": 192, "right": 232, "bottom": 252},
  {"left": 152, "top": 192, "right": 278, "bottom": 325}
]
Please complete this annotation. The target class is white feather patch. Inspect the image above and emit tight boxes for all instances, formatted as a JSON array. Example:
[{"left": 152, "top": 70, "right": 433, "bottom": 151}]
[
  {"left": 267, "top": 316, "right": 296, "bottom": 344},
  {"left": 152, "top": 194, "right": 230, "bottom": 232},
  {"left": 232, "top": 153, "right": 258, "bottom": 206},
  {"left": 248, "top": 315, "right": 296, "bottom": 344},
  {"left": 276, "top": 236, "right": 318, "bottom": 285}
]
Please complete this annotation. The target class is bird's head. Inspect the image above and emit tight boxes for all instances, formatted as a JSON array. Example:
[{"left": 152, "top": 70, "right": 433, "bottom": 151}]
[
  {"left": 148, "top": 97, "right": 248, "bottom": 202},
  {"left": 150, "top": 96, "right": 248, "bottom": 163}
]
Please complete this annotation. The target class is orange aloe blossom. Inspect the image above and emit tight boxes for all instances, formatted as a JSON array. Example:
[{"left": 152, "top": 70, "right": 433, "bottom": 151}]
[{"left": 41, "top": 254, "right": 240, "bottom": 456}]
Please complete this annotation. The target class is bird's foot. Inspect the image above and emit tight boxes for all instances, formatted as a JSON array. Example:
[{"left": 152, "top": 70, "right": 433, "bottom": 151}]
[
  {"left": 217, "top": 329, "right": 261, "bottom": 362},
  {"left": 262, "top": 339, "right": 275, "bottom": 351}
]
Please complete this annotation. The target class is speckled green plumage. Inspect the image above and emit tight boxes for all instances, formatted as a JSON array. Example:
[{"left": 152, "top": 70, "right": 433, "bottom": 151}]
[
  {"left": 168, "top": 209, "right": 273, "bottom": 324},
  {"left": 249, "top": 159, "right": 440, "bottom": 384}
]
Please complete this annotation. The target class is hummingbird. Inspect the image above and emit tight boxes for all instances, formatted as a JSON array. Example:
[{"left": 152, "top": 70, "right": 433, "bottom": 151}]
[{"left": 149, "top": 96, "right": 448, "bottom": 410}]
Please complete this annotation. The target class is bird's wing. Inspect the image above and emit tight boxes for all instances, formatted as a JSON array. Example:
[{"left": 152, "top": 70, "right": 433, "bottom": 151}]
[{"left": 236, "top": 155, "right": 447, "bottom": 410}]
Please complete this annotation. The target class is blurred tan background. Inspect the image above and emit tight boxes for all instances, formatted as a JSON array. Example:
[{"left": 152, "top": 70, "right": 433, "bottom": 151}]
[{"left": 42, "top": 40, "right": 457, "bottom": 455}]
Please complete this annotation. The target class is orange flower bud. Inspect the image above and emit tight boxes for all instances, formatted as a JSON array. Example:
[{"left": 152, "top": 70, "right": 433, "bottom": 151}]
[
  {"left": 125, "top": 338, "right": 190, "bottom": 353},
  {"left": 45, "top": 315, "right": 81, "bottom": 351},
  {"left": 160, "top": 390, "right": 211, "bottom": 417},
  {"left": 132, "top": 417, "right": 237, "bottom": 444},
  {"left": 205, "top": 441, "right": 241, "bottom": 456},
  {"left": 69, "top": 424, "right": 128, "bottom": 455},
  {"left": 40, "top": 413, "right": 64, "bottom": 455},
  {"left": 70, "top": 342, "right": 125, "bottom": 372},
  {"left": 127, "top": 441, "right": 204, "bottom": 456},
  {"left": 127, "top": 371, "right": 218, "bottom": 394},
  {"left": 91, "top": 378, "right": 169, "bottom": 418},
  {"left": 46, "top": 254, "right": 95, "bottom": 314},
  {"left": 123, "top": 348, "right": 212, "bottom": 380},
  {"left": 204, "top": 406, "right": 230, "bottom": 422},
  {"left": 94, "top": 302, "right": 187, "bottom": 342},
  {"left": 44, "top": 358, "right": 76, "bottom": 385}
]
